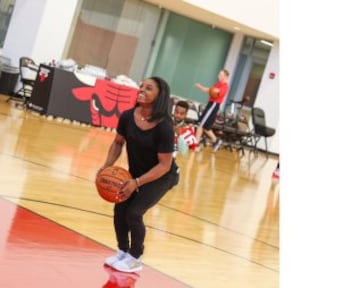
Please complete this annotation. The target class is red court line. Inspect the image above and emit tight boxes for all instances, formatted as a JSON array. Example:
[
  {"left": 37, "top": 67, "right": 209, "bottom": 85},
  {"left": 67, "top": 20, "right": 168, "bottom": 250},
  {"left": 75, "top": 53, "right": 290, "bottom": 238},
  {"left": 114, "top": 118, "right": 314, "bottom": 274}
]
[{"left": 0, "top": 198, "right": 189, "bottom": 288}]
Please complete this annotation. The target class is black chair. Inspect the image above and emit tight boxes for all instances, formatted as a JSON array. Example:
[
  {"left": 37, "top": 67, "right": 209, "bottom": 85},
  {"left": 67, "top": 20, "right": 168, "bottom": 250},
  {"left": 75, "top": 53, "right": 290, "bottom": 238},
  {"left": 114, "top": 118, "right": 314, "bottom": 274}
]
[
  {"left": 233, "top": 110, "right": 253, "bottom": 155},
  {"left": 184, "top": 101, "right": 199, "bottom": 125},
  {"left": 251, "top": 107, "right": 276, "bottom": 157},
  {"left": 14, "top": 57, "right": 38, "bottom": 108},
  {"left": 213, "top": 104, "right": 238, "bottom": 151},
  {"left": 218, "top": 103, "right": 253, "bottom": 155}
]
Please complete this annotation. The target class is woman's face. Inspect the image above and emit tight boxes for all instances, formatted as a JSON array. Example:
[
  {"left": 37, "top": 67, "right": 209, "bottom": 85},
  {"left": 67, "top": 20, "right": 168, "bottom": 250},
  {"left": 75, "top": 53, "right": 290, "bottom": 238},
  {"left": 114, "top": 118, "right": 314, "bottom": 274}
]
[{"left": 137, "top": 79, "right": 159, "bottom": 105}]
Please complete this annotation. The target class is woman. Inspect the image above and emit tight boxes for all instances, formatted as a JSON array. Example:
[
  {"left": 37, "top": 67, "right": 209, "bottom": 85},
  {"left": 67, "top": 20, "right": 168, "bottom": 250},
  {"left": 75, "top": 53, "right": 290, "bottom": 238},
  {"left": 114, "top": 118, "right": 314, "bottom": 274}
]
[{"left": 98, "top": 76, "right": 179, "bottom": 273}]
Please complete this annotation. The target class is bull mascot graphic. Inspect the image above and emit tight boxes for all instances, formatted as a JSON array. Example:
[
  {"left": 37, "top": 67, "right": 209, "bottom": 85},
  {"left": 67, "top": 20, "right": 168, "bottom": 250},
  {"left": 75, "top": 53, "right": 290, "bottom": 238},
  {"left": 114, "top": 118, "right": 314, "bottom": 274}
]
[{"left": 72, "top": 78, "right": 138, "bottom": 129}]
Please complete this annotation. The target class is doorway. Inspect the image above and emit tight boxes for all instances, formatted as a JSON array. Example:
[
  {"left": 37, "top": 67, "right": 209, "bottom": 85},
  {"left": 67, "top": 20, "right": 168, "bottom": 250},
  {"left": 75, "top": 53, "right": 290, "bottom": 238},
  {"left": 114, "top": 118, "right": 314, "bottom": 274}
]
[{"left": 227, "top": 37, "right": 272, "bottom": 107}]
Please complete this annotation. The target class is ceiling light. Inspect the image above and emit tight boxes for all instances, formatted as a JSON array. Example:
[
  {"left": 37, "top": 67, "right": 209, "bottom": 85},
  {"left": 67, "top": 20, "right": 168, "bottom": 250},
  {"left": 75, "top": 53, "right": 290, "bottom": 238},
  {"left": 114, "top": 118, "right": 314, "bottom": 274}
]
[{"left": 260, "top": 40, "right": 273, "bottom": 47}]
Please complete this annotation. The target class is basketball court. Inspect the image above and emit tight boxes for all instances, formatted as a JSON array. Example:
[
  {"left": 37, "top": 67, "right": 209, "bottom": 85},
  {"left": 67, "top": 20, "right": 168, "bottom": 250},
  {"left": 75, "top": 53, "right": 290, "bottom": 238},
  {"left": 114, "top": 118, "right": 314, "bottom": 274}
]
[{"left": 0, "top": 96, "right": 279, "bottom": 287}]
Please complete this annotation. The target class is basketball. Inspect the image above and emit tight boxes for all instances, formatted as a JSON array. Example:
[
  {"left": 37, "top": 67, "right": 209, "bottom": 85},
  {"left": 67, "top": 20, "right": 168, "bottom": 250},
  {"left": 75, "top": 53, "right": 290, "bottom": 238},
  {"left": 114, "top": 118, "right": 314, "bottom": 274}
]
[
  {"left": 209, "top": 86, "right": 219, "bottom": 99},
  {"left": 96, "top": 166, "right": 132, "bottom": 203}
]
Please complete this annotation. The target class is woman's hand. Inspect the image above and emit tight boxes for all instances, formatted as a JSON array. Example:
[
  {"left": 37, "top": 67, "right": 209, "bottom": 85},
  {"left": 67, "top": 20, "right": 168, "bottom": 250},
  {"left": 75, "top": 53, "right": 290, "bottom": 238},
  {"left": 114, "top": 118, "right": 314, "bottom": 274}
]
[
  {"left": 118, "top": 179, "right": 138, "bottom": 200},
  {"left": 96, "top": 166, "right": 107, "bottom": 178}
]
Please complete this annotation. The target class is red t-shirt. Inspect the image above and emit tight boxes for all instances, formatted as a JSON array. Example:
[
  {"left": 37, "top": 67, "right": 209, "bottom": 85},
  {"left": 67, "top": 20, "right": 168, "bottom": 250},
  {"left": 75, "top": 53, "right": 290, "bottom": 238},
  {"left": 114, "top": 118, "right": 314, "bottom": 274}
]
[{"left": 209, "top": 81, "right": 229, "bottom": 104}]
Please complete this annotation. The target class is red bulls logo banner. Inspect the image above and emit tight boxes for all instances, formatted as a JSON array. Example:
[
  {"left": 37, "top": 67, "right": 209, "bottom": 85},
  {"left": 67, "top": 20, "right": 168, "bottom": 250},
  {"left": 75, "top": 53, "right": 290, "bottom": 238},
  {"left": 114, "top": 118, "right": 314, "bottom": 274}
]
[
  {"left": 28, "top": 64, "right": 138, "bottom": 129},
  {"left": 72, "top": 79, "right": 138, "bottom": 129}
]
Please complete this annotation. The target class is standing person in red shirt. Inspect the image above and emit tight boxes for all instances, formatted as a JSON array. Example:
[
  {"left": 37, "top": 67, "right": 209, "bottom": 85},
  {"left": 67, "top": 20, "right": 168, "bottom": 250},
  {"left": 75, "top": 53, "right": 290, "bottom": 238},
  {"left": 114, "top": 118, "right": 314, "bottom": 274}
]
[{"left": 194, "top": 69, "right": 230, "bottom": 152}]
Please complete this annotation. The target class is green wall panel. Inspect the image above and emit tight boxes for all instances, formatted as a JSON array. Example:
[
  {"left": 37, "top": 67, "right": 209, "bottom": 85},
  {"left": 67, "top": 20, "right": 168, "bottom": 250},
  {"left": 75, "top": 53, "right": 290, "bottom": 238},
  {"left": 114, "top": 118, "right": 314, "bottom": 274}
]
[{"left": 152, "top": 13, "right": 232, "bottom": 103}]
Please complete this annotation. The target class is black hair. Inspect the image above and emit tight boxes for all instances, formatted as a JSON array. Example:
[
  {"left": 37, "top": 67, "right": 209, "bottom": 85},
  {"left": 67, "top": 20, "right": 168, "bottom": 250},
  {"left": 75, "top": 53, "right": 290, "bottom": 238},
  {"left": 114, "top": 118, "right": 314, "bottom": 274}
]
[
  {"left": 176, "top": 100, "right": 189, "bottom": 111},
  {"left": 148, "top": 76, "right": 172, "bottom": 122}
]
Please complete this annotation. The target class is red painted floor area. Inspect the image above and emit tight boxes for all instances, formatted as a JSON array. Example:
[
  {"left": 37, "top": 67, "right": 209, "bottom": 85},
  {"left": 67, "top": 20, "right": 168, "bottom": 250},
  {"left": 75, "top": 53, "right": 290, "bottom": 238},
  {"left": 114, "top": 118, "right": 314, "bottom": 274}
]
[{"left": 0, "top": 198, "right": 189, "bottom": 288}]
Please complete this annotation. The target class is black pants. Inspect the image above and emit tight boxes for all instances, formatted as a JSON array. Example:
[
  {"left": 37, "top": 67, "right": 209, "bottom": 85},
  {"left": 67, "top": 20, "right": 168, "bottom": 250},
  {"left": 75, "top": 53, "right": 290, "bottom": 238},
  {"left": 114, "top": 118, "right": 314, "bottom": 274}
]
[
  {"left": 198, "top": 102, "right": 220, "bottom": 130},
  {"left": 113, "top": 169, "right": 179, "bottom": 258}
]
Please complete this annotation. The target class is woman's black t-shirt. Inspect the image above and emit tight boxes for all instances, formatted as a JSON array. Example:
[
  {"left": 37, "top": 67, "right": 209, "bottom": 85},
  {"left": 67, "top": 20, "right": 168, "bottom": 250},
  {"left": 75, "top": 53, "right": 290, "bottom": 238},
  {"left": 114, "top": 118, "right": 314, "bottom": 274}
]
[{"left": 117, "top": 108, "right": 175, "bottom": 178}]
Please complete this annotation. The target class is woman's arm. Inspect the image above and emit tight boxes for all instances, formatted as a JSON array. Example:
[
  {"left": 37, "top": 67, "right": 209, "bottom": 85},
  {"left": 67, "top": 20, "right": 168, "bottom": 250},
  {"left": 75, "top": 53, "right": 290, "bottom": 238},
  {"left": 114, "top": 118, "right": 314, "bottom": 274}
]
[
  {"left": 137, "top": 152, "right": 173, "bottom": 186},
  {"left": 119, "top": 152, "right": 173, "bottom": 197},
  {"left": 98, "top": 133, "right": 125, "bottom": 174}
]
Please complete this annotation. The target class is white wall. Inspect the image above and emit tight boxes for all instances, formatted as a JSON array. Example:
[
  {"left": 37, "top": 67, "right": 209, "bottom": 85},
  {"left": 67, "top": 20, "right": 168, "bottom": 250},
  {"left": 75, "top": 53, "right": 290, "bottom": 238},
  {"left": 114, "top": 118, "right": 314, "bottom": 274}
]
[
  {"left": 2, "top": 0, "right": 78, "bottom": 65},
  {"left": 32, "top": 0, "right": 79, "bottom": 64},
  {"left": 183, "top": 0, "right": 279, "bottom": 39},
  {"left": 253, "top": 41, "right": 279, "bottom": 153},
  {"left": 224, "top": 33, "right": 244, "bottom": 87},
  {"left": 2, "top": 0, "right": 46, "bottom": 65}
]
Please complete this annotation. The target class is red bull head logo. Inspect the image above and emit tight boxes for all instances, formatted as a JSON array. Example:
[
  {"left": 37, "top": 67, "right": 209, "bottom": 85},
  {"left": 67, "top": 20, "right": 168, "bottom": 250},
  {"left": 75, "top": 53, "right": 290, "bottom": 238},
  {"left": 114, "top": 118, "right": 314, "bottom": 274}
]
[{"left": 72, "top": 79, "right": 138, "bottom": 129}]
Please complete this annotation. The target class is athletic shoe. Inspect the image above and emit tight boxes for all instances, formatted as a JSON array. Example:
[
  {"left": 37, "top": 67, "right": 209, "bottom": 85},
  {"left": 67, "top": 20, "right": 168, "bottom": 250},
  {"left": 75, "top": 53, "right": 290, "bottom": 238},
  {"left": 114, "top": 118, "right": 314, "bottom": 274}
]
[
  {"left": 213, "top": 139, "right": 223, "bottom": 152},
  {"left": 104, "top": 250, "right": 127, "bottom": 266},
  {"left": 112, "top": 253, "right": 143, "bottom": 273}
]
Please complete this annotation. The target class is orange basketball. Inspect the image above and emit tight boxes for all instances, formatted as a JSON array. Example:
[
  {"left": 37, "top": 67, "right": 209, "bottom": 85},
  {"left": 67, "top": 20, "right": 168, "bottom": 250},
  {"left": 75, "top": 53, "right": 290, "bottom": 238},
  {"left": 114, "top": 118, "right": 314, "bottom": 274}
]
[
  {"left": 96, "top": 166, "right": 132, "bottom": 203},
  {"left": 209, "top": 86, "right": 219, "bottom": 99}
]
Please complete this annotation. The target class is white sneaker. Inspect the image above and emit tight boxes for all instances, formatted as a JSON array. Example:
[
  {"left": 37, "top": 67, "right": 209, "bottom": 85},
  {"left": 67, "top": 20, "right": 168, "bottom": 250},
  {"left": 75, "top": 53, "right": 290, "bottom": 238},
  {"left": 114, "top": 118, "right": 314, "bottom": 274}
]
[
  {"left": 112, "top": 253, "right": 143, "bottom": 273},
  {"left": 104, "top": 250, "right": 127, "bottom": 266}
]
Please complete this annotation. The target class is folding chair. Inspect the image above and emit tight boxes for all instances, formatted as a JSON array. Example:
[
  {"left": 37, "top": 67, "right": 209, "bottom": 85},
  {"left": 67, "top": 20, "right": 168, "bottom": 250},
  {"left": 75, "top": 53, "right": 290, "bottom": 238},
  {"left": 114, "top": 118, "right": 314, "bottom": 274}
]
[
  {"left": 251, "top": 107, "right": 276, "bottom": 157},
  {"left": 14, "top": 57, "right": 38, "bottom": 108}
]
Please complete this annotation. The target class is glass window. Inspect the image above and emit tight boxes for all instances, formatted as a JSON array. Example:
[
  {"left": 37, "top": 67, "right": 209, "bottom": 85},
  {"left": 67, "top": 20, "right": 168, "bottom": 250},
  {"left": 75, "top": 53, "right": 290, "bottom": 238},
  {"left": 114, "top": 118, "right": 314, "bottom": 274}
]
[
  {"left": 0, "top": 0, "right": 15, "bottom": 48},
  {"left": 152, "top": 12, "right": 233, "bottom": 103},
  {"left": 66, "top": 0, "right": 161, "bottom": 82},
  {"left": 227, "top": 36, "right": 272, "bottom": 107}
]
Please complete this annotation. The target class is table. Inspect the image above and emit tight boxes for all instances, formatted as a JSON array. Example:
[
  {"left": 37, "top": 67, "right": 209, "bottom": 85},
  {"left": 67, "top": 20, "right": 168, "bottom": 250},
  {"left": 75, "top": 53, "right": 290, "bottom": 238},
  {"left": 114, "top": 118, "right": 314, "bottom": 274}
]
[{"left": 29, "top": 64, "right": 138, "bottom": 129}]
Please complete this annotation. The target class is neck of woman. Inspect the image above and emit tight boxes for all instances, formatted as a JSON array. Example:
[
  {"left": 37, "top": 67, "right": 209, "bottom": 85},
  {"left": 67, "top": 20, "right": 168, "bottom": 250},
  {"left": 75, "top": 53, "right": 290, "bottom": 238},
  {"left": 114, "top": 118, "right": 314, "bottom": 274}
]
[{"left": 137, "top": 106, "right": 152, "bottom": 121}]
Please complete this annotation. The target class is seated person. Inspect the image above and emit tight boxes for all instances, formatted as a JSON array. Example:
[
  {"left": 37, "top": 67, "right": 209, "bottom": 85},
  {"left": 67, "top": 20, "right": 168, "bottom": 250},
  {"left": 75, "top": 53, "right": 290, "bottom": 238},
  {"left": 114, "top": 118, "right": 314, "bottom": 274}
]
[{"left": 173, "top": 100, "right": 197, "bottom": 155}]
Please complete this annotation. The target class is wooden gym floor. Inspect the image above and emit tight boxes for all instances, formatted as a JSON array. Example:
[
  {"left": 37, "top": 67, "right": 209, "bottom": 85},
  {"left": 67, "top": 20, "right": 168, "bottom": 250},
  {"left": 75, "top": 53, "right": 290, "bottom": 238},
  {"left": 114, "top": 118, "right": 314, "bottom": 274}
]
[{"left": 0, "top": 94, "right": 279, "bottom": 288}]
